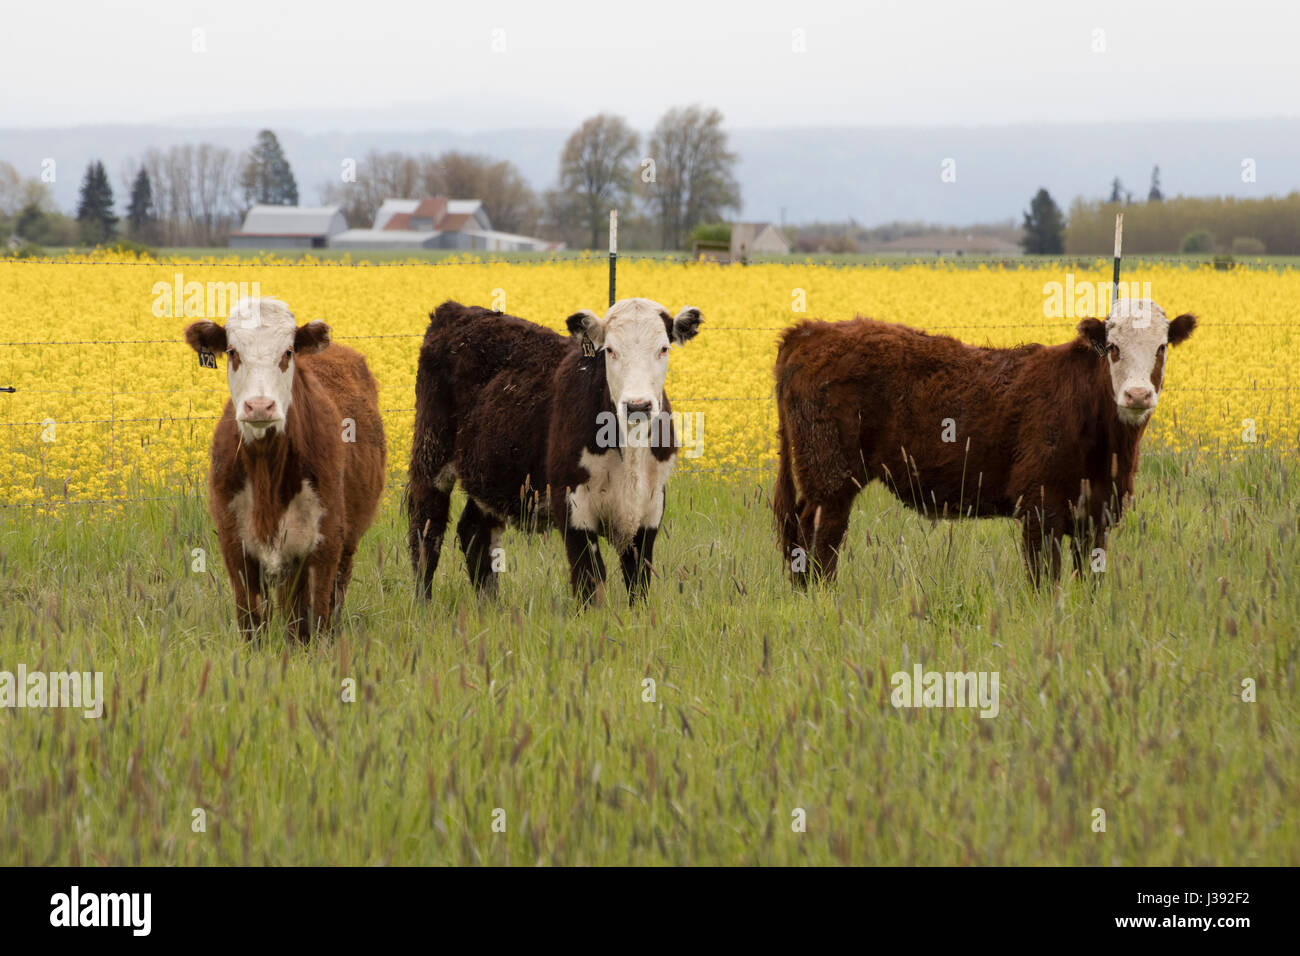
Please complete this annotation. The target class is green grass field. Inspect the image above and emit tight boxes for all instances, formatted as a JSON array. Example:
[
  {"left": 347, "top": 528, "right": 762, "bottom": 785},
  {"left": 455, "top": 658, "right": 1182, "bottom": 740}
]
[{"left": 1, "top": 449, "right": 1295, "bottom": 865}]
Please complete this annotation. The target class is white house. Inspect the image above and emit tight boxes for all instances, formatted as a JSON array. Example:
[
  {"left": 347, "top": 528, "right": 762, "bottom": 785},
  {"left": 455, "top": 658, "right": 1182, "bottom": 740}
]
[
  {"left": 330, "top": 196, "right": 560, "bottom": 252},
  {"left": 730, "top": 222, "right": 791, "bottom": 258}
]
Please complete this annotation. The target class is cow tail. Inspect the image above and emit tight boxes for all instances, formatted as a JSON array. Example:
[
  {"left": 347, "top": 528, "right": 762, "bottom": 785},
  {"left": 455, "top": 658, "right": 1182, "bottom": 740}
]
[
  {"left": 772, "top": 385, "right": 802, "bottom": 561},
  {"left": 406, "top": 345, "right": 454, "bottom": 598}
]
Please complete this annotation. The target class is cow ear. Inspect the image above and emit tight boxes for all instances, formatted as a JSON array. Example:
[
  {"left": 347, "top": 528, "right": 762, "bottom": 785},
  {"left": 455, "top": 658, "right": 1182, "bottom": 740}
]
[
  {"left": 566, "top": 310, "right": 604, "bottom": 347},
  {"left": 1076, "top": 317, "right": 1107, "bottom": 352},
  {"left": 184, "top": 320, "right": 226, "bottom": 354},
  {"left": 669, "top": 306, "right": 702, "bottom": 345},
  {"left": 294, "top": 320, "right": 331, "bottom": 355},
  {"left": 1168, "top": 312, "right": 1197, "bottom": 346}
]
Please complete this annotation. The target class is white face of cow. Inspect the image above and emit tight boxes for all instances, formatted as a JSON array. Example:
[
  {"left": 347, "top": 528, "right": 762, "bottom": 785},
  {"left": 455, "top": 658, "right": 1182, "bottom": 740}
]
[
  {"left": 1078, "top": 299, "right": 1197, "bottom": 426},
  {"left": 566, "top": 297, "right": 702, "bottom": 429},
  {"left": 184, "top": 297, "right": 332, "bottom": 443}
]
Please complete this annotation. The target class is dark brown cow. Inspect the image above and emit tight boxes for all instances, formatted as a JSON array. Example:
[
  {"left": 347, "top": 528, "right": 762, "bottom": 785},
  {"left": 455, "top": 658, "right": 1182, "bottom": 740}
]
[
  {"left": 407, "top": 298, "right": 701, "bottom": 605},
  {"left": 773, "top": 298, "right": 1196, "bottom": 585},
  {"left": 185, "top": 297, "right": 387, "bottom": 639}
]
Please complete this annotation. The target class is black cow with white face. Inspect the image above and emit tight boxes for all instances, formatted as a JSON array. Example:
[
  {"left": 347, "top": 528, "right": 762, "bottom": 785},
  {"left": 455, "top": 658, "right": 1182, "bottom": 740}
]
[{"left": 407, "top": 297, "right": 701, "bottom": 605}]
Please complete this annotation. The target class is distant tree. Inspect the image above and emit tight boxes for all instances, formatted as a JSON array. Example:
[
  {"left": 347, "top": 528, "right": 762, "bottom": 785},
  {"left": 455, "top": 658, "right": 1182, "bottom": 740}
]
[
  {"left": 1020, "top": 188, "right": 1065, "bottom": 254},
  {"left": 1108, "top": 177, "right": 1124, "bottom": 204},
  {"left": 1180, "top": 229, "right": 1215, "bottom": 254},
  {"left": 421, "top": 151, "right": 541, "bottom": 234},
  {"left": 0, "top": 161, "right": 21, "bottom": 220},
  {"left": 643, "top": 105, "right": 741, "bottom": 249},
  {"left": 557, "top": 113, "right": 640, "bottom": 249},
  {"left": 11, "top": 178, "right": 77, "bottom": 246},
  {"left": 141, "top": 143, "right": 241, "bottom": 245},
  {"left": 240, "top": 129, "right": 299, "bottom": 209},
  {"left": 75, "top": 160, "right": 117, "bottom": 243},
  {"left": 319, "top": 149, "right": 422, "bottom": 226},
  {"left": 15, "top": 201, "right": 46, "bottom": 241},
  {"left": 318, "top": 148, "right": 542, "bottom": 234},
  {"left": 126, "top": 167, "right": 156, "bottom": 240},
  {"left": 1148, "top": 166, "right": 1163, "bottom": 202}
]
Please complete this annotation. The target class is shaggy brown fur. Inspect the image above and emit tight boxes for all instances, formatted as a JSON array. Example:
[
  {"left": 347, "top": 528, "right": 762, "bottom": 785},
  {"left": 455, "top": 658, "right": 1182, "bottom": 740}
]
[
  {"left": 772, "top": 313, "right": 1195, "bottom": 586},
  {"left": 186, "top": 322, "right": 386, "bottom": 639}
]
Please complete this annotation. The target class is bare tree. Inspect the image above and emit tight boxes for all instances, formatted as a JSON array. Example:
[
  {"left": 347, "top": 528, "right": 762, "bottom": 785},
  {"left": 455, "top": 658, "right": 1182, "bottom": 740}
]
[
  {"left": 421, "top": 151, "right": 540, "bottom": 234},
  {"left": 138, "top": 144, "right": 238, "bottom": 246},
  {"left": 556, "top": 114, "right": 639, "bottom": 248},
  {"left": 643, "top": 105, "right": 741, "bottom": 250},
  {"left": 320, "top": 149, "right": 424, "bottom": 227},
  {"left": 0, "top": 161, "right": 22, "bottom": 218},
  {"left": 319, "top": 149, "right": 541, "bottom": 234},
  {"left": 193, "top": 143, "right": 238, "bottom": 245}
]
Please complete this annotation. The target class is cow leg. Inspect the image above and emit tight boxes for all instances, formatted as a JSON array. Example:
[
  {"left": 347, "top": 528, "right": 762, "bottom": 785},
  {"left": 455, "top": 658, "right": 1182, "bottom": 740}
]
[
  {"left": 307, "top": 550, "right": 340, "bottom": 634},
  {"left": 619, "top": 526, "right": 657, "bottom": 605},
  {"left": 278, "top": 564, "right": 309, "bottom": 643},
  {"left": 564, "top": 526, "right": 606, "bottom": 606},
  {"left": 778, "top": 492, "right": 806, "bottom": 585},
  {"left": 798, "top": 495, "right": 854, "bottom": 585},
  {"left": 456, "top": 499, "right": 503, "bottom": 596},
  {"left": 220, "top": 539, "right": 266, "bottom": 637},
  {"left": 278, "top": 550, "right": 339, "bottom": 643},
  {"left": 333, "top": 547, "right": 355, "bottom": 616},
  {"left": 408, "top": 470, "right": 453, "bottom": 600},
  {"left": 1070, "top": 521, "right": 1108, "bottom": 585},
  {"left": 1021, "top": 514, "right": 1064, "bottom": 588}
]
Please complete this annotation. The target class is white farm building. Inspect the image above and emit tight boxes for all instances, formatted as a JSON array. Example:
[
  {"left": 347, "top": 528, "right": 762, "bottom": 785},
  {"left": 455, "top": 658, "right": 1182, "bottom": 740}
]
[{"left": 227, "top": 205, "right": 348, "bottom": 249}]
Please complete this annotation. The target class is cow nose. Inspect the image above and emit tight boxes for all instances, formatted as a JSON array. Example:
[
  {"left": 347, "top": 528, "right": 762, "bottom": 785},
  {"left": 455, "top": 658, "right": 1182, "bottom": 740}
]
[
  {"left": 1122, "top": 386, "right": 1154, "bottom": 408},
  {"left": 624, "top": 399, "right": 653, "bottom": 417},
  {"left": 242, "top": 397, "right": 277, "bottom": 421}
]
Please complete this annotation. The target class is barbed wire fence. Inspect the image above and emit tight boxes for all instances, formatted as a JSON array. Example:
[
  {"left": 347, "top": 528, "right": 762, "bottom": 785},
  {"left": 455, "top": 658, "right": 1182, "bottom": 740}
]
[{"left": 0, "top": 254, "right": 1294, "bottom": 510}]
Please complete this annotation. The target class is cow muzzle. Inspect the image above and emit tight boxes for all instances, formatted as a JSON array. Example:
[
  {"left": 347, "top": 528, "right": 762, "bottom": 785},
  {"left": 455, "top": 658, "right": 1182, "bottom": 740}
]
[
  {"left": 1116, "top": 388, "right": 1156, "bottom": 424},
  {"left": 1122, "top": 385, "right": 1155, "bottom": 409},
  {"left": 238, "top": 397, "right": 283, "bottom": 439},
  {"left": 242, "top": 396, "right": 280, "bottom": 421},
  {"left": 619, "top": 397, "right": 662, "bottom": 448}
]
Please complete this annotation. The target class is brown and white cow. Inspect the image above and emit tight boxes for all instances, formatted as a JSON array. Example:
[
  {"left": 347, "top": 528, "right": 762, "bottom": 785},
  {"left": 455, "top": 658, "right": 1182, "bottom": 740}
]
[
  {"left": 407, "top": 298, "right": 701, "bottom": 605},
  {"left": 773, "top": 298, "right": 1196, "bottom": 586},
  {"left": 185, "top": 297, "right": 387, "bottom": 639}
]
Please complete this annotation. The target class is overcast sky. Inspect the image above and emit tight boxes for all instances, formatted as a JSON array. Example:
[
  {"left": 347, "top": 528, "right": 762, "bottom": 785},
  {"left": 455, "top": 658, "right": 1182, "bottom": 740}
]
[{"left": 2, "top": 0, "right": 1298, "bottom": 130}]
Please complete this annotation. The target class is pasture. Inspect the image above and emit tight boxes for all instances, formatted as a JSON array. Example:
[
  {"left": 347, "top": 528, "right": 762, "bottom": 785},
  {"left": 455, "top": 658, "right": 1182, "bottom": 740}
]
[{"left": 0, "top": 256, "right": 1296, "bottom": 864}]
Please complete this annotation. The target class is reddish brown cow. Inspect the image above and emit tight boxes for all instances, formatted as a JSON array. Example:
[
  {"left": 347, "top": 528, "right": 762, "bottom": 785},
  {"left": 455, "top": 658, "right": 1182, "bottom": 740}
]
[
  {"left": 773, "top": 299, "right": 1196, "bottom": 586},
  {"left": 185, "top": 297, "right": 387, "bottom": 639}
]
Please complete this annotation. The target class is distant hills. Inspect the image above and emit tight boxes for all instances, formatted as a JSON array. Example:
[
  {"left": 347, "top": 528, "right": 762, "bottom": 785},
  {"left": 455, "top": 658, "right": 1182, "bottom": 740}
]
[{"left": 3, "top": 117, "right": 1299, "bottom": 227}]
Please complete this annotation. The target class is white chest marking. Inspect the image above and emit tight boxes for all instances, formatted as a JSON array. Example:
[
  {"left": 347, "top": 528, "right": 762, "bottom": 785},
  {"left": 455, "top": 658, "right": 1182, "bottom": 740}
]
[
  {"left": 230, "top": 479, "right": 325, "bottom": 577},
  {"left": 567, "top": 448, "right": 673, "bottom": 552}
]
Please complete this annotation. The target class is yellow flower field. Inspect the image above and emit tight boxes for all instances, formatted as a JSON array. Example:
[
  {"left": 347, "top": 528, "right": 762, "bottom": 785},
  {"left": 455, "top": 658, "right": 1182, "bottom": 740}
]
[{"left": 0, "top": 254, "right": 1295, "bottom": 508}]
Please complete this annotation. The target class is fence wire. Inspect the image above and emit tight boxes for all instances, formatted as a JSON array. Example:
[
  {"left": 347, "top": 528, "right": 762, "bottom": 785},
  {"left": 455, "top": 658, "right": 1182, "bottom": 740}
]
[{"left": 2, "top": 255, "right": 1295, "bottom": 509}]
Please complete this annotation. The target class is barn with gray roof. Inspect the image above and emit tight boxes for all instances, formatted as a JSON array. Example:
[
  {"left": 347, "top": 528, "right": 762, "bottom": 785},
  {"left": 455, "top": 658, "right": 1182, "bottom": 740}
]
[{"left": 228, "top": 205, "right": 349, "bottom": 249}]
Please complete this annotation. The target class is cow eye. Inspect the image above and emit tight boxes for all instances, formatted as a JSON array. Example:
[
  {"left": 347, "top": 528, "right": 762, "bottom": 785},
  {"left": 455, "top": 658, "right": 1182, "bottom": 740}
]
[
  {"left": 284, "top": 350, "right": 293, "bottom": 361},
  {"left": 659, "top": 345, "right": 669, "bottom": 357},
  {"left": 607, "top": 349, "right": 617, "bottom": 361},
  {"left": 1107, "top": 344, "right": 1120, "bottom": 362}
]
